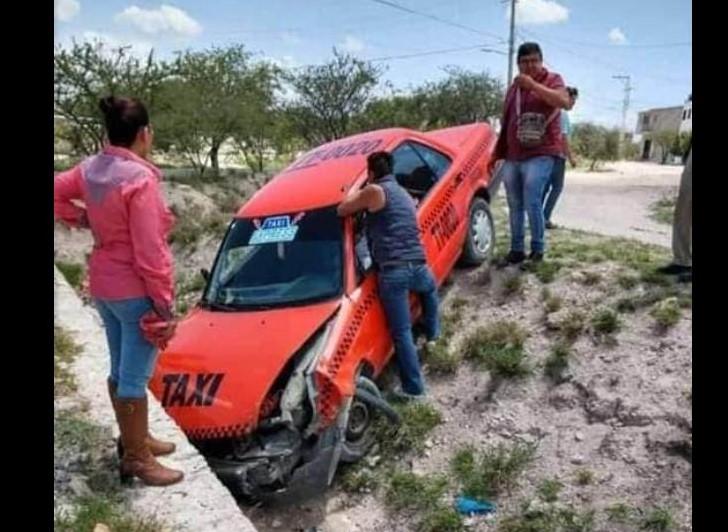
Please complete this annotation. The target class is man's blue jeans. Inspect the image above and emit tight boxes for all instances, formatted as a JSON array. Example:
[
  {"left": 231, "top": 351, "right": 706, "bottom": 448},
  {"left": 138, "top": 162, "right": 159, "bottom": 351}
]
[
  {"left": 543, "top": 157, "right": 566, "bottom": 223},
  {"left": 377, "top": 263, "right": 440, "bottom": 395},
  {"left": 502, "top": 156, "right": 556, "bottom": 254},
  {"left": 95, "top": 297, "right": 158, "bottom": 399}
]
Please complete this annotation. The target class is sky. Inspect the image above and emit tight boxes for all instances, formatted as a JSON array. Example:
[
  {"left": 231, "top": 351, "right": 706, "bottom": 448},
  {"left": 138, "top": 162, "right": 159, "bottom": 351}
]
[{"left": 54, "top": 0, "right": 692, "bottom": 131}]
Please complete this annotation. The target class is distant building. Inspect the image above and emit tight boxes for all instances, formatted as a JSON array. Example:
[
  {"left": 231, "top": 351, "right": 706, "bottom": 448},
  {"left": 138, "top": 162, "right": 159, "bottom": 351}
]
[
  {"left": 679, "top": 94, "right": 692, "bottom": 134},
  {"left": 633, "top": 94, "right": 691, "bottom": 162}
]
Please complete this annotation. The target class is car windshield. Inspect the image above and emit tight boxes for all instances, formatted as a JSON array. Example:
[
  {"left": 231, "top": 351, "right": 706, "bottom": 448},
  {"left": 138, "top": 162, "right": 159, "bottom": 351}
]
[{"left": 203, "top": 207, "right": 343, "bottom": 309}]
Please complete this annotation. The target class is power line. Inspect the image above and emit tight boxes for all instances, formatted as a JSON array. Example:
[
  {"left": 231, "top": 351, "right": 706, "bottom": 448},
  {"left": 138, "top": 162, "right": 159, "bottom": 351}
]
[
  {"left": 368, "top": 44, "right": 506, "bottom": 62},
  {"left": 368, "top": 0, "right": 507, "bottom": 43},
  {"left": 549, "top": 38, "right": 691, "bottom": 49},
  {"left": 518, "top": 28, "right": 691, "bottom": 85}
]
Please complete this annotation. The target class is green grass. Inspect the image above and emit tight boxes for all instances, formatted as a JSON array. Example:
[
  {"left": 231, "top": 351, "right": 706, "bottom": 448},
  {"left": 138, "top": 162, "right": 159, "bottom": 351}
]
[
  {"left": 420, "top": 507, "right": 465, "bottom": 532},
  {"left": 339, "top": 464, "right": 378, "bottom": 494},
  {"left": 548, "top": 230, "right": 669, "bottom": 277},
  {"left": 498, "top": 504, "right": 596, "bottom": 532},
  {"left": 385, "top": 472, "right": 463, "bottom": 532},
  {"left": 451, "top": 441, "right": 538, "bottom": 499},
  {"left": 616, "top": 285, "right": 691, "bottom": 314},
  {"left": 55, "top": 495, "right": 164, "bottom": 532},
  {"left": 606, "top": 502, "right": 635, "bottom": 524},
  {"left": 374, "top": 402, "right": 442, "bottom": 457},
  {"left": 54, "top": 409, "right": 106, "bottom": 452},
  {"left": 649, "top": 194, "right": 677, "bottom": 226},
  {"left": 544, "top": 342, "right": 572, "bottom": 384},
  {"left": 54, "top": 327, "right": 81, "bottom": 396},
  {"left": 56, "top": 261, "right": 85, "bottom": 290},
  {"left": 386, "top": 471, "right": 448, "bottom": 512},
  {"left": 501, "top": 273, "right": 525, "bottom": 299},
  {"left": 521, "top": 260, "right": 563, "bottom": 284},
  {"left": 169, "top": 208, "right": 229, "bottom": 248},
  {"left": 463, "top": 321, "right": 530, "bottom": 377},
  {"left": 617, "top": 274, "right": 640, "bottom": 290},
  {"left": 537, "top": 478, "right": 564, "bottom": 503},
  {"left": 574, "top": 469, "right": 594, "bottom": 486},
  {"left": 650, "top": 298, "right": 682, "bottom": 331},
  {"left": 541, "top": 288, "right": 563, "bottom": 314},
  {"left": 639, "top": 506, "right": 674, "bottom": 531},
  {"left": 423, "top": 340, "right": 460, "bottom": 375},
  {"left": 556, "top": 310, "right": 586, "bottom": 343},
  {"left": 579, "top": 271, "right": 602, "bottom": 286},
  {"left": 441, "top": 307, "right": 465, "bottom": 340},
  {"left": 54, "top": 407, "right": 168, "bottom": 531},
  {"left": 590, "top": 308, "right": 621, "bottom": 336}
]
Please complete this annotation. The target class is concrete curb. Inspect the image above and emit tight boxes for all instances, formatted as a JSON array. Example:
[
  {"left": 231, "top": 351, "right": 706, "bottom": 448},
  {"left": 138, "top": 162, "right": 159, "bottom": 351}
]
[{"left": 54, "top": 267, "right": 257, "bottom": 532}]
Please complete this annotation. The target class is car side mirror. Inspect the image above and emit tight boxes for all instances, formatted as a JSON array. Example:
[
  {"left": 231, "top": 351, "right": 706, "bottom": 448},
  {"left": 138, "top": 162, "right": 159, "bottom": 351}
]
[{"left": 200, "top": 268, "right": 210, "bottom": 282}]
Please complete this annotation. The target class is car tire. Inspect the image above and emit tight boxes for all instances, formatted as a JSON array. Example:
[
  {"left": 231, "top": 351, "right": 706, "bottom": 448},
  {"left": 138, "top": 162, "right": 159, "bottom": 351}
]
[
  {"left": 460, "top": 196, "right": 495, "bottom": 266},
  {"left": 339, "top": 376, "right": 381, "bottom": 463}
]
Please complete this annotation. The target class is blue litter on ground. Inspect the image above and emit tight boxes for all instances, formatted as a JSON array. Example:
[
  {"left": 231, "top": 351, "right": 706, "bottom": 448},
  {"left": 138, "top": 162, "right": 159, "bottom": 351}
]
[{"left": 455, "top": 495, "right": 497, "bottom": 515}]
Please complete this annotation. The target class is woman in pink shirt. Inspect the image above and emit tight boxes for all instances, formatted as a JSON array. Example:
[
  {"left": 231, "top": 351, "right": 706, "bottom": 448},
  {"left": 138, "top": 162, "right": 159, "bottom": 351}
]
[{"left": 54, "top": 96, "right": 183, "bottom": 487}]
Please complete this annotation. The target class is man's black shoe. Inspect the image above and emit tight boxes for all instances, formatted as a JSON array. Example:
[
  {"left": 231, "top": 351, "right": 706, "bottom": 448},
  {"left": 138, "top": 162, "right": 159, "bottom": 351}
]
[
  {"left": 506, "top": 250, "right": 526, "bottom": 264},
  {"left": 528, "top": 251, "right": 544, "bottom": 263},
  {"left": 545, "top": 221, "right": 558, "bottom": 230},
  {"left": 656, "top": 263, "right": 691, "bottom": 276},
  {"left": 495, "top": 250, "right": 526, "bottom": 268}
]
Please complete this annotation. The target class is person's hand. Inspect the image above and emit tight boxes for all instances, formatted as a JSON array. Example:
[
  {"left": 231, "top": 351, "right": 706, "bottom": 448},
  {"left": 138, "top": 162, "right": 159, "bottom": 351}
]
[
  {"left": 514, "top": 74, "right": 537, "bottom": 91},
  {"left": 487, "top": 157, "right": 501, "bottom": 176},
  {"left": 569, "top": 157, "right": 577, "bottom": 168},
  {"left": 140, "top": 309, "right": 177, "bottom": 350}
]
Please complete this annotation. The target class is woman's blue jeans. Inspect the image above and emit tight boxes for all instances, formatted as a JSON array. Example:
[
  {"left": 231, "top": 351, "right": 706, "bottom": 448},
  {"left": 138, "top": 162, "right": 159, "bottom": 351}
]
[{"left": 95, "top": 297, "right": 157, "bottom": 399}]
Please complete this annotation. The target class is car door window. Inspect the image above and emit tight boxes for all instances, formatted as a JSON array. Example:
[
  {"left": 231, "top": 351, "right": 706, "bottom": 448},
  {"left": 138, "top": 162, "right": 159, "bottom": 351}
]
[
  {"left": 391, "top": 142, "right": 451, "bottom": 200},
  {"left": 411, "top": 142, "right": 451, "bottom": 180}
]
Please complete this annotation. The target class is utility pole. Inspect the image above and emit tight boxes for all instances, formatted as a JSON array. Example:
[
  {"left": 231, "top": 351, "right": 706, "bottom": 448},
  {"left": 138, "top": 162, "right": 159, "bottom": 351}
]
[
  {"left": 506, "top": 0, "right": 517, "bottom": 85},
  {"left": 612, "top": 75, "right": 632, "bottom": 158}
]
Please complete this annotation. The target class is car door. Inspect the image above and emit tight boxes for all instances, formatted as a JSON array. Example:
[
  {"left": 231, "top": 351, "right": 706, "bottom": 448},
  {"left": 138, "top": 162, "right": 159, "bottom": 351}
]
[{"left": 390, "top": 140, "right": 455, "bottom": 282}]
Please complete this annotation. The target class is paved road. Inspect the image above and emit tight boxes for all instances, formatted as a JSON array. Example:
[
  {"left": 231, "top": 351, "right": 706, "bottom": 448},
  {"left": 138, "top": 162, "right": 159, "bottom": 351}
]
[{"left": 495, "top": 161, "right": 683, "bottom": 248}]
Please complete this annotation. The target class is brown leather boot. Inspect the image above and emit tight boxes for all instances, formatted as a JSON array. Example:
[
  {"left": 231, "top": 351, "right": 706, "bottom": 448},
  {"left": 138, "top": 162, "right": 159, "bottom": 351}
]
[
  {"left": 116, "top": 398, "right": 184, "bottom": 487},
  {"left": 107, "top": 380, "right": 176, "bottom": 456}
]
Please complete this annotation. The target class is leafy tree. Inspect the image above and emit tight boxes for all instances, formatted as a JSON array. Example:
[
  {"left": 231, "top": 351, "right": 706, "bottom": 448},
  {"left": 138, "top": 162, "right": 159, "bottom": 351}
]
[
  {"left": 285, "top": 49, "right": 383, "bottom": 146},
  {"left": 54, "top": 40, "right": 170, "bottom": 155}
]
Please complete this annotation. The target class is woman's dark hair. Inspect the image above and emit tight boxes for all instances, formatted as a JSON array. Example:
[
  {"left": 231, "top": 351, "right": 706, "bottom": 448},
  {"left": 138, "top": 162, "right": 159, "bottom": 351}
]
[
  {"left": 98, "top": 96, "right": 149, "bottom": 147},
  {"left": 367, "top": 151, "right": 393, "bottom": 180},
  {"left": 517, "top": 42, "right": 542, "bottom": 60}
]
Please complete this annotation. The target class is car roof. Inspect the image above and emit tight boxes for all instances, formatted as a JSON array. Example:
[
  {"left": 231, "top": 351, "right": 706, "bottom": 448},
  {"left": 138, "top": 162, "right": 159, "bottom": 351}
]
[
  {"left": 237, "top": 128, "right": 410, "bottom": 217},
  {"left": 237, "top": 122, "right": 490, "bottom": 218}
]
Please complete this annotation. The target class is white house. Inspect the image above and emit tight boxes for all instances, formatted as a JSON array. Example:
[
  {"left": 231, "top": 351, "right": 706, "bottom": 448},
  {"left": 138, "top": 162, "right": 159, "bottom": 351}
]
[{"left": 679, "top": 94, "right": 692, "bottom": 134}]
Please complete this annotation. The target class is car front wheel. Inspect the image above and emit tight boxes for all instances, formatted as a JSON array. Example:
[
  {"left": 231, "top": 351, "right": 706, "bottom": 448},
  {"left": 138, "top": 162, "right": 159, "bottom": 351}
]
[{"left": 460, "top": 196, "right": 495, "bottom": 266}]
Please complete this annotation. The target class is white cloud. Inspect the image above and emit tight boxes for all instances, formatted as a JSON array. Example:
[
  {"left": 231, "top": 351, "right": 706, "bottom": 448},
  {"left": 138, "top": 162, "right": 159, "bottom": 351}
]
[
  {"left": 608, "top": 27, "right": 628, "bottom": 45},
  {"left": 512, "top": 0, "right": 569, "bottom": 26},
  {"left": 55, "top": 0, "right": 80, "bottom": 22},
  {"left": 267, "top": 55, "right": 298, "bottom": 69},
  {"left": 280, "top": 32, "right": 302, "bottom": 46},
  {"left": 341, "top": 35, "right": 365, "bottom": 53},
  {"left": 115, "top": 4, "right": 202, "bottom": 37}
]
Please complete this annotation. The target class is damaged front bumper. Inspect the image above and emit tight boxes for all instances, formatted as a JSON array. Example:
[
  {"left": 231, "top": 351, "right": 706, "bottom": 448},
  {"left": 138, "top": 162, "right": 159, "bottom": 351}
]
[{"left": 207, "top": 421, "right": 343, "bottom": 504}]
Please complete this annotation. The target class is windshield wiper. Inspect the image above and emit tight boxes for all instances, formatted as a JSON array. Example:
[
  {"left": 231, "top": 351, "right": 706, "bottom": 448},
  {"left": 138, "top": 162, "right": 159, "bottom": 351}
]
[{"left": 199, "top": 300, "right": 240, "bottom": 312}]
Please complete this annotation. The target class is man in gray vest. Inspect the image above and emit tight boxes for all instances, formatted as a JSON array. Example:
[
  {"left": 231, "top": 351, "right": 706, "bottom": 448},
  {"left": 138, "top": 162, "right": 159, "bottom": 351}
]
[{"left": 337, "top": 151, "right": 440, "bottom": 399}]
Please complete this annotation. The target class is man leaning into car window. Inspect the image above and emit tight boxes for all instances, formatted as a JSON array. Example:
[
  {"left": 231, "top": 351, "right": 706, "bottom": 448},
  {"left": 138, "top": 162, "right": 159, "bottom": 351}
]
[{"left": 337, "top": 151, "right": 440, "bottom": 400}]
